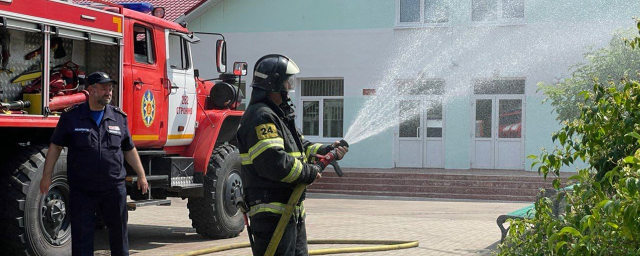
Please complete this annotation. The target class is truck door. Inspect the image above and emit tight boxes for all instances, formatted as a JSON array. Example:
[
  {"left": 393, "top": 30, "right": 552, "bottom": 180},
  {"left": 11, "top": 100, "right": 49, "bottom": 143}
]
[
  {"left": 127, "top": 23, "right": 166, "bottom": 148},
  {"left": 165, "top": 31, "right": 196, "bottom": 146}
]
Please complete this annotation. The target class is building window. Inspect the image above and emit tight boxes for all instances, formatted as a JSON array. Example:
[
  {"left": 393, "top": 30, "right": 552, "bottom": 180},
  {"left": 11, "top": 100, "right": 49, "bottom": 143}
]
[
  {"left": 426, "top": 102, "right": 443, "bottom": 137},
  {"left": 396, "top": 79, "right": 445, "bottom": 95},
  {"left": 301, "top": 79, "right": 344, "bottom": 138},
  {"left": 474, "top": 78, "right": 525, "bottom": 94},
  {"left": 472, "top": 0, "right": 524, "bottom": 22},
  {"left": 133, "top": 25, "right": 154, "bottom": 64},
  {"left": 398, "top": 0, "right": 450, "bottom": 26}
]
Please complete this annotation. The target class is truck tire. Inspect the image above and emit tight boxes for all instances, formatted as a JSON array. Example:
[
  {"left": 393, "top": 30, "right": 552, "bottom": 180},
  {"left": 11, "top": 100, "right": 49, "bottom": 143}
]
[
  {"left": 0, "top": 145, "right": 71, "bottom": 256},
  {"left": 187, "top": 144, "right": 244, "bottom": 239}
]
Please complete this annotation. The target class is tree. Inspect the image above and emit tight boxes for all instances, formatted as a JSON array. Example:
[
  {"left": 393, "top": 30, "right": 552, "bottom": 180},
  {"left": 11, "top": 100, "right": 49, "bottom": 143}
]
[
  {"left": 497, "top": 22, "right": 640, "bottom": 255},
  {"left": 539, "top": 29, "right": 640, "bottom": 122}
]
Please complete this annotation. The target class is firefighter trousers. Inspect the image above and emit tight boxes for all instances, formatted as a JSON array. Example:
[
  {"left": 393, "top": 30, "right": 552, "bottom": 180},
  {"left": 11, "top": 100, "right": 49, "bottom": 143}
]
[
  {"left": 249, "top": 213, "right": 308, "bottom": 256},
  {"left": 69, "top": 184, "right": 129, "bottom": 256}
]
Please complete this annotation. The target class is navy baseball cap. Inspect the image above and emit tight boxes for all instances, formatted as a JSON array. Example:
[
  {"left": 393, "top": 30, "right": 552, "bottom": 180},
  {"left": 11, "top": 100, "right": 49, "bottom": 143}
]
[{"left": 87, "top": 72, "right": 116, "bottom": 85}]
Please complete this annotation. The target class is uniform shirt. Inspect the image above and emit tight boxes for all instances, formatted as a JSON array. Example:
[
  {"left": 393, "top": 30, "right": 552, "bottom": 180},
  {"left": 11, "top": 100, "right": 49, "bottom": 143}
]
[{"left": 50, "top": 102, "right": 134, "bottom": 191}]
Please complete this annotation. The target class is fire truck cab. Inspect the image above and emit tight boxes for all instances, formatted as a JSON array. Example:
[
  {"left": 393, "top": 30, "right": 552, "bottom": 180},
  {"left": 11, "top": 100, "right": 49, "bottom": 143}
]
[{"left": 0, "top": 1, "right": 246, "bottom": 255}]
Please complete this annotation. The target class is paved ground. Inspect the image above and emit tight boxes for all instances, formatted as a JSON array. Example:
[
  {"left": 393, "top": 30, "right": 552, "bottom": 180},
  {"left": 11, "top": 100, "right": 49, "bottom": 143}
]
[{"left": 95, "top": 194, "right": 528, "bottom": 256}]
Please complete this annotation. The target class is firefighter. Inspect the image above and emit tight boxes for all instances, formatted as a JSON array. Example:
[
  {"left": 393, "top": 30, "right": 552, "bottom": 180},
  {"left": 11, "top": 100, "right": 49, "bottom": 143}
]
[
  {"left": 40, "top": 72, "right": 149, "bottom": 256},
  {"left": 237, "top": 54, "right": 348, "bottom": 256}
]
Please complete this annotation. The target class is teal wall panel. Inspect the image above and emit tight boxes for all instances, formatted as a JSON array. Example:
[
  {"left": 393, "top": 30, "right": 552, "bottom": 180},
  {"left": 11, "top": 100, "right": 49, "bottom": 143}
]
[
  {"left": 524, "top": 95, "right": 560, "bottom": 170},
  {"left": 188, "top": 0, "right": 640, "bottom": 33},
  {"left": 525, "top": 95, "right": 589, "bottom": 172},
  {"left": 189, "top": 0, "right": 394, "bottom": 33},
  {"left": 331, "top": 96, "right": 394, "bottom": 168},
  {"left": 444, "top": 96, "right": 471, "bottom": 169}
]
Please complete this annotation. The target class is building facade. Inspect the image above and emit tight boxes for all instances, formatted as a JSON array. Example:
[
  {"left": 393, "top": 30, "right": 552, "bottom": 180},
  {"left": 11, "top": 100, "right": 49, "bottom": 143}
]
[{"left": 181, "top": 0, "right": 640, "bottom": 170}]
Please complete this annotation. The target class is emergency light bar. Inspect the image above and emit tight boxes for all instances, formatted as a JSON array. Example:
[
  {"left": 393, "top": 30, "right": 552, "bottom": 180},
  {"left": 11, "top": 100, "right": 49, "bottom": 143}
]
[
  {"left": 118, "top": 2, "right": 165, "bottom": 18},
  {"left": 119, "top": 2, "right": 153, "bottom": 13}
]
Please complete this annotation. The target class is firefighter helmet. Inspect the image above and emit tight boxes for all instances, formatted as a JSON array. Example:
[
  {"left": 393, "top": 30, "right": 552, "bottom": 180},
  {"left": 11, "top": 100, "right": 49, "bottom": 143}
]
[{"left": 250, "top": 54, "right": 300, "bottom": 93}]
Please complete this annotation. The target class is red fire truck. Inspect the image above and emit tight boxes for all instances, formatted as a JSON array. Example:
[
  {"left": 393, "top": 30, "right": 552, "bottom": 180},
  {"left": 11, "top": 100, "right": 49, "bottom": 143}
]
[{"left": 0, "top": 1, "right": 246, "bottom": 255}]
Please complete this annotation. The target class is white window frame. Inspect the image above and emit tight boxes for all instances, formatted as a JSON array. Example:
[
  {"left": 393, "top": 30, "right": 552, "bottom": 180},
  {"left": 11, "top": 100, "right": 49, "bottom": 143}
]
[
  {"left": 395, "top": 0, "right": 451, "bottom": 28},
  {"left": 471, "top": 0, "right": 525, "bottom": 25},
  {"left": 297, "top": 78, "right": 345, "bottom": 142}
]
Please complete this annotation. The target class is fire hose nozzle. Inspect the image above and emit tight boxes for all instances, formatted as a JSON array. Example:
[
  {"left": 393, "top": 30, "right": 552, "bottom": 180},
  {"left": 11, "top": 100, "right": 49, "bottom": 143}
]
[{"left": 315, "top": 151, "right": 344, "bottom": 177}]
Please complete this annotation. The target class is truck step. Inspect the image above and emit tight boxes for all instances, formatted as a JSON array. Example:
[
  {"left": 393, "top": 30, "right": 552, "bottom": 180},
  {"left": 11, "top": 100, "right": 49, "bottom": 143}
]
[
  {"left": 171, "top": 184, "right": 203, "bottom": 189},
  {"left": 125, "top": 175, "right": 169, "bottom": 187},
  {"left": 126, "top": 199, "right": 171, "bottom": 211},
  {"left": 167, "top": 184, "right": 203, "bottom": 197}
]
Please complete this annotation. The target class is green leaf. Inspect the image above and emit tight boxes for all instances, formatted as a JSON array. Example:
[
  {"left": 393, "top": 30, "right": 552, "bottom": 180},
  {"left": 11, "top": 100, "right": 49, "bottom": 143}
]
[
  {"left": 568, "top": 174, "right": 582, "bottom": 181},
  {"left": 623, "top": 156, "right": 636, "bottom": 164},
  {"left": 548, "top": 233, "right": 560, "bottom": 250},
  {"left": 627, "top": 178, "right": 637, "bottom": 196},
  {"left": 625, "top": 132, "right": 640, "bottom": 140},
  {"left": 555, "top": 241, "right": 567, "bottom": 254},
  {"left": 596, "top": 199, "right": 611, "bottom": 209},
  {"left": 530, "top": 161, "right": 539, "bottom": 170},
  {"left": 553, "top": 179, "right": 561, "bottom": 190},
  {"left": 559, "top": 132, "right": 567, "bottom": 145},
  {"left": 606, "top": 222, "right": 619, "bottom": 229},
  {"left": 559, "top": 227, "right": 583, "bottom": 238}
]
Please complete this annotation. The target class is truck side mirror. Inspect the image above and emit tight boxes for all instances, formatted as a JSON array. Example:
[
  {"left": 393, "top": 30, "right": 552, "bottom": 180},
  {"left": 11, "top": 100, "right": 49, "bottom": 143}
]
[
  {"left": 216, "top": 39, "right": 227, "bottom": 73},
  {"left": 233, "top": 62, "right": 247, "bottom": 76},
  {"left": 194, "top": 69, "right": 200, "bottom": 78}
]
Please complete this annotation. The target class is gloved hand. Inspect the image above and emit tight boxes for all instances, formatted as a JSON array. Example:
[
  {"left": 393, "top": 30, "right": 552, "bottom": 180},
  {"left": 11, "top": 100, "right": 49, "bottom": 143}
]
[
  {"left": 307, "top": 164, "right": 324, "bottom": 185},
  {"left": 331, "top": 141, "right": 349, "bottom": 160}
]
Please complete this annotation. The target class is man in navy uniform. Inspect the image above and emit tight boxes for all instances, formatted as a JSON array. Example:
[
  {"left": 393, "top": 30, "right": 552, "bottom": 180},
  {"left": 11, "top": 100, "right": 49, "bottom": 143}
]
[{"left": 40, "top": 71, "right": 149, "bottom": 256}]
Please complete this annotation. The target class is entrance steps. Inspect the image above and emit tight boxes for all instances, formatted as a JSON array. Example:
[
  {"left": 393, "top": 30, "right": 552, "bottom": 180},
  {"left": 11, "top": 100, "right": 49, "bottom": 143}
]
[{"left": 307, "top": 168, "right": 573, "bottom": 202}]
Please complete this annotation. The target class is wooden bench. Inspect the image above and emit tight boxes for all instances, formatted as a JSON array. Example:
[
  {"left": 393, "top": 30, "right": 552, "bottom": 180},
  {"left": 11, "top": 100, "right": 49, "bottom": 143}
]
[{"left": 497, "top": 185, "right": 574, "bottom": 243}]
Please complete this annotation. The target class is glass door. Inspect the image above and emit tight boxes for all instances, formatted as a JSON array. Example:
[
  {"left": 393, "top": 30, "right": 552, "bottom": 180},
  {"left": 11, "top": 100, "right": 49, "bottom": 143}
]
[
  {"left": 496, "top": 98, "right": 524, "bottom": 169},
  {"left": 397, "top": 99, "right": 423, "bottom": 167},
  {"left": 424, "top": 100, "right": 444, "bottom": 168},
  {"left": 396, "top": 98, "right": 445, "bottom": 168},
  {"left": 472, "top": 96, "right": 524, "bottom": 169},
  {"left": 473, "top": 98, "right": 494, "bottom": 169}
]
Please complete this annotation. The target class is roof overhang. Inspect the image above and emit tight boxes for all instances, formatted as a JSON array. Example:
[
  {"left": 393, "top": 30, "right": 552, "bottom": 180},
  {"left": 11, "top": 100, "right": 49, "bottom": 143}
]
[{"left": 175, "top": 0, "right": 224, "bottom": 24}]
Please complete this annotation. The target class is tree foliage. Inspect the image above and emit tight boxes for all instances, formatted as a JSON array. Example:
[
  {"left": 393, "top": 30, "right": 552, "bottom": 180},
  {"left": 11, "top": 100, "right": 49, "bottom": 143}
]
[
  {"left": 539, "top": 28, "right": 640, "bottom": 122},
  {"left": 497, "top": 21, "right": 640, "bottom": 255}
]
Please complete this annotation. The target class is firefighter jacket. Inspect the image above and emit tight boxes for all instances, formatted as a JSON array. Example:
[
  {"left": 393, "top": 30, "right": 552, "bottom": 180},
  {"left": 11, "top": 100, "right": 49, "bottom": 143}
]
[{"left": 237, "top": 95, "right": 330, "bottom": 217}]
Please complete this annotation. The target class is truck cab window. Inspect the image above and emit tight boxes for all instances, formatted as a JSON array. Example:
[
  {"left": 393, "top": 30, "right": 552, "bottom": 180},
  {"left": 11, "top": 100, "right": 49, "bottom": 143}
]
[
  {"left": 133, "top": 25, "right": 154, "bottom": 64},
  {"left": 168, "top": 34, "right": 189, "bottom": 70}
]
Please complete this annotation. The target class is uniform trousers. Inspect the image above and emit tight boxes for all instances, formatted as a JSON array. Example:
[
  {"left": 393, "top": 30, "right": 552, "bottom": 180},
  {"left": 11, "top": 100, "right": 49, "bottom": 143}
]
[
  {"left": 69, "top": 184, "right": 129, "bottom": 256},
  {"left": 250, "top": 213, "right": 308, "bottom": 256}
]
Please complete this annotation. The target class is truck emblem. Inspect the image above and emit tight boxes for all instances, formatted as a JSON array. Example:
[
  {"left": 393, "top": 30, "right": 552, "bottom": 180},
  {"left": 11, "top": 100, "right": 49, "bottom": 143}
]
[{"left": 141, "top": 90, "right": 155, "bottom": 127}]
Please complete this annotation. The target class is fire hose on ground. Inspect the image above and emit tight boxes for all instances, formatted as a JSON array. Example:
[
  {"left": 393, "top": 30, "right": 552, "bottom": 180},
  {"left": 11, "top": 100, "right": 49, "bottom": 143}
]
[
  {"left": 175, "top": 140, "right": 419, "bottom": 256},
  {"left": 175, "top": 239, "right": 419, "bottom": 256}
]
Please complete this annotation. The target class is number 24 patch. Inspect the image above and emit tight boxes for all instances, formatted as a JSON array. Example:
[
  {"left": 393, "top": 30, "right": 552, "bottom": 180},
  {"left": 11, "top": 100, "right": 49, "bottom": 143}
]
[{"left": 255, "top": 123, "right": 279, "bottom": 140}]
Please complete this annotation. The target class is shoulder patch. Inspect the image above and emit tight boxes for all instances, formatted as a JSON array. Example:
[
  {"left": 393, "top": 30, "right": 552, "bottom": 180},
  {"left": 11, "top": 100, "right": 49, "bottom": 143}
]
[
  {"left": 255, "top": 123, "right": 279, "bottom": 140},
  {"left": 63, "top": 105, "right": 79, "bottom": 113},
  {"left": 114, "top": 107, "right": 127, "bottom": 117}
]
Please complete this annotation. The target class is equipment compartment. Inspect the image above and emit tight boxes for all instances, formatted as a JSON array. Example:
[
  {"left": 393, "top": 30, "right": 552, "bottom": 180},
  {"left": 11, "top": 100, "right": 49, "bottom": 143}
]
[{"left": 0, "top": 24, "right": 120, "bottom": 115}]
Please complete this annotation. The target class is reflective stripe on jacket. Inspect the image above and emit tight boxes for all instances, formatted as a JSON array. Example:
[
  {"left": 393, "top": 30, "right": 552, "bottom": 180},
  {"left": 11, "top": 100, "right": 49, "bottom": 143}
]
[{"left": 237, "top": 99, "right": 330, "bottom": 211}]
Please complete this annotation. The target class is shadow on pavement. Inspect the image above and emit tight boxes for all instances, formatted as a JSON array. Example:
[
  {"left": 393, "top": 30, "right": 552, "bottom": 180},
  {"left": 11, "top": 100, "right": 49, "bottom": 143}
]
[{"left": 94, "top": 224, "right": 209, "bottom": 253}]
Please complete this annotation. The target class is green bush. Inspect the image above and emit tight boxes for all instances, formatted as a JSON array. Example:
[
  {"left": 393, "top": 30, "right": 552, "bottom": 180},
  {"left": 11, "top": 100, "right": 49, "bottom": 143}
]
[{"left": 497, "top": 22, "right": 640, "bottom": 256}]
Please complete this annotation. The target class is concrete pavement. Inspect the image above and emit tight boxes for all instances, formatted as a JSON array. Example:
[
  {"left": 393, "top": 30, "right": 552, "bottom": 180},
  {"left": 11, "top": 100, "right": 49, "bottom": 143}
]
[{"left": 95, "top": 195, "right": 529, "bottom": 255}]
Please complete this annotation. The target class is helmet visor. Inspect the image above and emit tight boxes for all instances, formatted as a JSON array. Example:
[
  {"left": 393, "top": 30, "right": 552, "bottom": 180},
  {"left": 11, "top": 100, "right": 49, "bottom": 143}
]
[{"left": 284, "top": 74, "right": 296, "bottom": 92}]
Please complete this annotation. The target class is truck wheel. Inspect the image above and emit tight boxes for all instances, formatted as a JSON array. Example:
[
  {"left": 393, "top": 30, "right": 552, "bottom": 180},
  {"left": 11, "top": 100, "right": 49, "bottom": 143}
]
[
  {"left": 187, "top": 144, "right": 244, "bottom": 239},
  {"left": 0, "top": 145, "right": 71, "bottom": 256}
]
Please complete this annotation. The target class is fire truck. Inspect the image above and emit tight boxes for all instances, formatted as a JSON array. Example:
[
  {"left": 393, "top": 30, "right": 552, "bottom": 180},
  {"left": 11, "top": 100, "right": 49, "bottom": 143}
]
[{"left": 0, "top": 1, "right": 247, "bottom": 255}]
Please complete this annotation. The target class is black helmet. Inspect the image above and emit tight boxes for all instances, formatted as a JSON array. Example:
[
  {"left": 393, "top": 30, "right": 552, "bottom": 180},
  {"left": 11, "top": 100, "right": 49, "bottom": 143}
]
[{"left": 250, "top": 54, "right": 300, "bottom": 93}]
